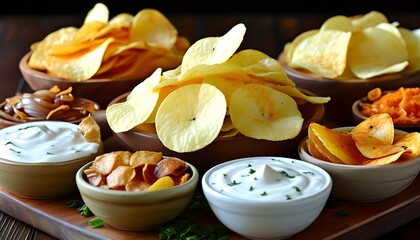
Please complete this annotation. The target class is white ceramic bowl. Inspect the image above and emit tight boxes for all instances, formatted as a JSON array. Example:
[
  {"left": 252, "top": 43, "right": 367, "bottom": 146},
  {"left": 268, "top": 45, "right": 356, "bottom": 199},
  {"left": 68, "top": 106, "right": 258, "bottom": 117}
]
[
  {"left": 298, "top": 127, "right": 420, "bottom": 202},
  {"left": 202, "top": 156, "right": 332, "bottom": 239},
  {"left": 0, "top": 121, "right": 103, "bottom": 199},
  {"left": 76, "top": 159, "right": 199, "bottom": 231}
]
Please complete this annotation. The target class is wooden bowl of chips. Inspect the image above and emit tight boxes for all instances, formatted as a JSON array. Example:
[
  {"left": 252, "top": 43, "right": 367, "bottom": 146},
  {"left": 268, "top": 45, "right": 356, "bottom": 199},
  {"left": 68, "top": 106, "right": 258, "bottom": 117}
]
[
  {"left": 19, "top": 52, "right": 148, "bottom": 108},
  {"left": 110, "top": 89, "right": 325, "bottom": 173},
  {"left": 298, "top": 113, "right": 420, "bottom": 202},
  {"left": 279, "top": 52, "right": 420, "bottom": 125},
  {"left": 352, "top": 87, "right": 420, "bottom": 131}
]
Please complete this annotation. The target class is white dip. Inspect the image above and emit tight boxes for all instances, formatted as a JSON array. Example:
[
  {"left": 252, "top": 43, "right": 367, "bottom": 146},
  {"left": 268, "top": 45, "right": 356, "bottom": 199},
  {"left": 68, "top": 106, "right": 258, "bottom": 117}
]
[
  {"left": 0, "top": 121, "right": 100, "bottom": 163},
  {"left": 207, "top": 157, "right": 330, "bottom": 201}
]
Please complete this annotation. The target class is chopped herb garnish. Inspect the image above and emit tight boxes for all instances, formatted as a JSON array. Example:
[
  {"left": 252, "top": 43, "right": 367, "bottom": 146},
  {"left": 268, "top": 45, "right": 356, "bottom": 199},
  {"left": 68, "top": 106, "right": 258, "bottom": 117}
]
[
  {"left": 77, "top": 204, "right": 93, "bottom": 217},
  {"left": 279, "top": 170, "right": 295, "bottom": 178},
  {"left": 88, "top": 218, "right": 104, "bottom": 228},
  {"left": 260, "top": 191, "right": 268, "bottom": 196},
  {"left": 249, "top": 168, "right": 256, "bottom": 174},
  {"left": 286, "top": 195, "right": 292, "bottom": 200},
  {"left": 227, "top": 180, "right": 241, "bottom": 186},
  {"left": 67, "top": 199, "right": 84, "bottom": 208},
  {"left": 247, "top": 163, "right": 252, "bottom": 167},
  {"left": 249, "top": 186, "right": 254, "bottom": 191},
  {"left": 293, "top": 186, "right": 302, "bottom": 193},
  {"left": 159, "top": 218, "right": 227, "bottom": 240},
  {"left": 223, "top": 174, "right": 227, "bottom": 178}
]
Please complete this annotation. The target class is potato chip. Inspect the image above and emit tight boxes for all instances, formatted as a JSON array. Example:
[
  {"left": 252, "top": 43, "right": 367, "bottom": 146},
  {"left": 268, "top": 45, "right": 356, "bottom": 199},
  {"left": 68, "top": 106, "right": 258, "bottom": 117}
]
[
  {"left": 83, "top": 2, "right": 109, "bottom": 24},
  {"left": 153, "top": 157, "right": 189, "bottom": 178},
  {"left": 155, "top": 83, "right": 226, "bottom": 152},
  {"left": 320, "top": 15, "right": 355, "bottom": 32},
  {"left": 229, "top": 84, "right": 303, "bottom": 141},
  {"left": 130, "top": 150, "right": 162, "bottom": 168},
  {"left": 106, "top": 68, "right": 162, "bottom": 133},
  {"left": 91, "top": 152, "right": 122, "bottom": 175},
  {"left": 399, "top": 27, "right": 420, "bottom": 74},
  {"left": 106, "top": 165, "right": 136, "bottom": 189},
  {"left": 180, "top": 23, "right": 246, "bottom": 74},
  {"left": 351, "top": 11, "right": 388, "bottom": 29},
  {"left": 348, "top": 24, "right": 408, "bottom": 79},
  {"left": 148, "top": 176, "right": 174, "bottom": 191},
  {"left": 79, "top": 115, "right": 101, "bottom": 143},
  {"left": 288, "top": 30, "right": 351, "bottom": 78},
  {"left": 351, "top": 113, "right": 394, "bottom": 145},
  {"left": 308, "top": 122, "right": 367, "bottom": 165}
]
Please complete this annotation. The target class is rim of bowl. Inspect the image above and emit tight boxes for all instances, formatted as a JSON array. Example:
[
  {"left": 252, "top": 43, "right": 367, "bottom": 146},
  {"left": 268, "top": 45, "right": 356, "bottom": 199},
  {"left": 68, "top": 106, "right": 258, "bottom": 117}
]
[
  {"left": 297, "top": 128, "right": 420, "bottom": 170},
  {"left": 76, "top": 160, "right": 199, "bottom": 196},
  {"left": 201, "top": 156, "right": 332, "bottom": 205},
  {"left": 19, "top": 52, "right": 141, "bottom": 83},
  {"left": 278, "top": 51, "right": 420, "bottom": 84},
  {"left": 0, "top": 121, "right": 103, "bottom": 166}
]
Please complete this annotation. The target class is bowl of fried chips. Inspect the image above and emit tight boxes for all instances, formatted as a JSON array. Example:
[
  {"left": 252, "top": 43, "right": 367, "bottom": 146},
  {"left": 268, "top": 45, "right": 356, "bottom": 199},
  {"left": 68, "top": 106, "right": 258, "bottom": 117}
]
[
  {"left": 352, "top": 87, "right": 420, "bottom": 131},
  {"left": 279, "top": 11, "right": 420, "bottom": 124},
  {"left": 20, "top": 3, "right": 190, "bottom": 108},
  {"left": 106, "top": 23, "right": 330, "bottom": 172},
  {"left": 76, "top": 150, "right": 198, "bottom": 231},
  {"left": 298, "top": 113, "right": 420, "bottom": 202}
]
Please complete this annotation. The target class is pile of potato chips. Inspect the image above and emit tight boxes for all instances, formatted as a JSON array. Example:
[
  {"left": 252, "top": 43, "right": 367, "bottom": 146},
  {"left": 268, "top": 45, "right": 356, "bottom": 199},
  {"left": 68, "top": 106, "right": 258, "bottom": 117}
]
[
  {"left": 284, "top": 11, "right": 420, "bottom": 79},
  {"left": 28, "top": 3, "right": 190, "bottom": 82},
  {"left": 307, "top": 113, "right": 420, "bottom": 165},
  {"left": 106, "top": 23, "right": 330, "bottom": 153},
  {"left": 84, "top": 150, "right": 191, "bottom": 191}
]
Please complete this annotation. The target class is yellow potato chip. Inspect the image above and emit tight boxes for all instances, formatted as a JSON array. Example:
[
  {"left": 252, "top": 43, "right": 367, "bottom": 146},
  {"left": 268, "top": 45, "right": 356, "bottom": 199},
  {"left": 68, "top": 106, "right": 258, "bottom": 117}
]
[
  {"left": 348, "top": 24, "right": 408, "bottom": 79},
  {"left": 155, "top": 83, "right": 226, "bottom": 152},
  {"left": 79, "top": 115, "right": 101, "bottom": 143},
  {"left": 320, "top": 15, "right": 355, "bottom": 32},
  {"left": 148, "top": 176, "right": 174, "bottom": 191},
  {"left": 229, "top": 84, "right": 303, "bottom": 141},
  {"left": 351, "top": 113, "right": 394, "bottom": 144},
  {"left": 288, "top": 30, "right": 351, "bottom": 78},
  {"left": 106, "top": 68, "right": 162, "bottom": 133},
  {"left": 351, "top": 10, "right": 388, "bottom": 29},
  {"left": 399, "top": 27, "right": 420, "bottom": 74},
  {"left": 180, "top": 23, "right": 246, "bottom": 74},
  {"left": 83, "top": 2, "right": 109, "bottom": 24},
  {"left": 45, "top": 38, "right": 114, "bottom": 81}
]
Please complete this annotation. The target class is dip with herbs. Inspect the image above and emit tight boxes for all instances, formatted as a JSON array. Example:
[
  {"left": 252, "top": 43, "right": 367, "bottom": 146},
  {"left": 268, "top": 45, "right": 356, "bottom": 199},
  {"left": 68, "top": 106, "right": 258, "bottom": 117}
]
[
  {"left": 0, "top": 121, "right": 100, "bottom": 163},
  {"left": 205, "top": 157, "right": 331, "bottom": 201}
]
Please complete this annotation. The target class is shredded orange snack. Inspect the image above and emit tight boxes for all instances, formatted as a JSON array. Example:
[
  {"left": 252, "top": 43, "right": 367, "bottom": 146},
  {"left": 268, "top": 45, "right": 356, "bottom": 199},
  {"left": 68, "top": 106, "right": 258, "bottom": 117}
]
[{"left": 359, "top": 87, "right": 420, "bottom": 124}]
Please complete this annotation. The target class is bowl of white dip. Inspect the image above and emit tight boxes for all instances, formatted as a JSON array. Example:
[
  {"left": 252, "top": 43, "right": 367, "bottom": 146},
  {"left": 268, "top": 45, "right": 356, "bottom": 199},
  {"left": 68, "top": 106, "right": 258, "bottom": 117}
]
[
  {"left": 201, "top": 156, "right": 332, "bottom": 240},
  {"left": 0, "top": 120, "right": 103, "bottom": 199}
]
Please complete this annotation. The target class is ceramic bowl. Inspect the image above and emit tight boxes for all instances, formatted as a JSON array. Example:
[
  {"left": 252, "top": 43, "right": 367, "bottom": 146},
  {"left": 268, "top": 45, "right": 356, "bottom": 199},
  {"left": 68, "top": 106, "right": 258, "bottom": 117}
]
[
  {"left": 0, "top": 121, "right": 103, "bottom": 199},
  {"left": 76, "top": 159, "right": 199, "bottom": 231},
  {"left": 19, "top": 52, "right": 145, "bottom": 108},
  {"left": 202, "top": 156, "right": 332, "bottom": 239},
  {"left": 111, "top": 90, "right": 325, "bottom": 173},
  {"left": 278, "top": 52, "right": 420, "bottom": 125},
  {"left": 352, "top": 92, "right": 420, "bottom": 132},
  {"left": 298, "top": 127, "right": 420, "bottom": 202}
]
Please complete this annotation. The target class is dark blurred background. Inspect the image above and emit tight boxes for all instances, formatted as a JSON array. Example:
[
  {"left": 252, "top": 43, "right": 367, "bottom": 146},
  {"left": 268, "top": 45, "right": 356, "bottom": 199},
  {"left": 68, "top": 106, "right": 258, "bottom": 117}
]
[{"left": 0, "top": 0, "right": 418, "bottom": 16}]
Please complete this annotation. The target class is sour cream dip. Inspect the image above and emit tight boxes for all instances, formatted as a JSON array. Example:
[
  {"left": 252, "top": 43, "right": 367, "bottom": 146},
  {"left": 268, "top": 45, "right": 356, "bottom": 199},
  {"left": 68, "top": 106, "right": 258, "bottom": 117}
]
[
  {"left": 0, "top": 121, "right": 100, "bottom": 163},
  {"left": 203, "top": 156, "right": 332, "bottom": 201}
]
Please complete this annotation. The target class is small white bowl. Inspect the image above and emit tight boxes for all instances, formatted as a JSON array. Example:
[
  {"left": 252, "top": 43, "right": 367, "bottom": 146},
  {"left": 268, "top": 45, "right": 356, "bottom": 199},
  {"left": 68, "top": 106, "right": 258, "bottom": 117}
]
[
  {"left": 298, "top": 127, "right": 420, "bottom": 202},
  {"left": 202, "top": 156, "right": 332, "bottom": 239}
]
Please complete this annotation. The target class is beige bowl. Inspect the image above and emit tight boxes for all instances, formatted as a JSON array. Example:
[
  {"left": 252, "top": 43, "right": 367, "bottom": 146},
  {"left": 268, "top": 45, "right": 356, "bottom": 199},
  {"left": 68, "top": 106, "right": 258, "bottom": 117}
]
[
  {"left": 19, "top": 52, "right": 145, "bottom": 108},
  {"left": 76, "top": 160, "right": 199, "bottom": 231},
  {"left": 278, "top": 52, "right": 420, "bottom": 125},
  {"left": 298, "top": 127, "right": 420, "bottom": 202},
  {"left": 0, "top": 121, "right": 103, "bottom": 199},
  {"left": 111, "top": 89, "right": 325, "bottom": 173}
]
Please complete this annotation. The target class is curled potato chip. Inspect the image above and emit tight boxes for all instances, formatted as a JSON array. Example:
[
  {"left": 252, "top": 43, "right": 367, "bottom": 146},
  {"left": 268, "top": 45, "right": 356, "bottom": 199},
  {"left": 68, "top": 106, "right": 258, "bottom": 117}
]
[
  {"left": 229, "top": 84, "right": 303, "bottom": 141},
  {"left": 155, "top": 83, "right": 227, "bottom": 152},
  {"left": 149, "top": 176, "right": 174, "bottom": 191}
]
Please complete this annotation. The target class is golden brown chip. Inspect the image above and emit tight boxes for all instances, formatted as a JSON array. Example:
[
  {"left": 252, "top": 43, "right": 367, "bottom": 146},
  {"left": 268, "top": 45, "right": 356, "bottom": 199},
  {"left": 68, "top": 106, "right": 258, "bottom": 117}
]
[
  {"left": 106, "top": 165, "right": 136, "bottom": 189},
  {"left": 130, "top": 150, "right": 162, "bottom": 168},
  {"left": 79, "top": 115, "right": 101, "bottom": 143}
]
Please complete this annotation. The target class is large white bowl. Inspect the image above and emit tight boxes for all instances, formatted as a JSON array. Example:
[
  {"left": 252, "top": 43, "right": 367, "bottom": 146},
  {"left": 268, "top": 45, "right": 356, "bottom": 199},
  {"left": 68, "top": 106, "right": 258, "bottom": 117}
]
[
  {"left": 298, "top": 127, "right": 420, "bottom": 202},
  {"left": 202, "top": 156, "right": 332, "bottom": 239}
]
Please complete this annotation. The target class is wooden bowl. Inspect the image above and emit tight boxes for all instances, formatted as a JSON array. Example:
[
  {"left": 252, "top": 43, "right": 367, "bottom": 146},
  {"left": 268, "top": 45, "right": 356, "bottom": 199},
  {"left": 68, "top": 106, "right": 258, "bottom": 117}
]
[
  {"left": 19, "top": 52, "right": 145, "bottom": 108},
  {"left": 278, "top": 52, "right": 420, "bottom": 125}
]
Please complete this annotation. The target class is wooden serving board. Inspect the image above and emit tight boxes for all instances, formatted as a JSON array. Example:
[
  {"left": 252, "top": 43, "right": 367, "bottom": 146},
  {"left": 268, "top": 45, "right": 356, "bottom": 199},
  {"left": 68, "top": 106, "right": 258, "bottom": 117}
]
[{"left": 1, "top": 138, "right": 420, "bottom": 240}]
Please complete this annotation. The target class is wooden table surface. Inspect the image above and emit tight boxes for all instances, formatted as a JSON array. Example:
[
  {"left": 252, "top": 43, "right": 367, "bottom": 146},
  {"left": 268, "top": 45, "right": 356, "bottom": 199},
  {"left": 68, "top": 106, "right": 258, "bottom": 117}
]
[{"left": 1, "top": 9, "right": 420, "bottom": 240}]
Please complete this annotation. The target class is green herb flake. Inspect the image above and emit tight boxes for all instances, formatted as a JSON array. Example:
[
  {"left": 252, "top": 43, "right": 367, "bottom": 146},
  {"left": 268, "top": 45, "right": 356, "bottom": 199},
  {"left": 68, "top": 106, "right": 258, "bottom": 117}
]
[
  {"left": 88, "top": 218, "right": 104, "bottom": 228},
  {"left": 227, "top": 180, "right": 241, "bottom": 186},
  {"left": 77, "top": 204, "right": 93, "bottom": 217},
  {"left": 249, "top": 186, "right": 254, "bottom": 191},
  {"left": 286, "top": 195, "right": 292, "bottom": 200},
  {"left": 293, "top": 186, "right": 302, "bottom": 193},
  {"left": 249, "top": 168, "right": 256, "bottom": 174},
  {"left": 280, "top": 170, "right": 295, "bottom": 178},
  {"left": 260, "top": 191, "right": 268, "bottom": 196}
]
